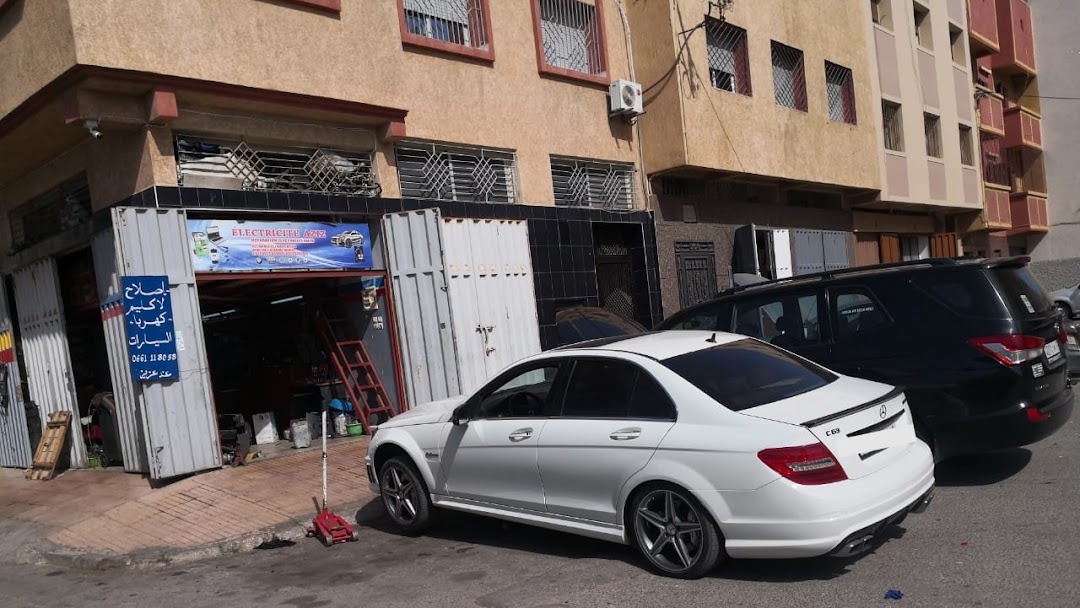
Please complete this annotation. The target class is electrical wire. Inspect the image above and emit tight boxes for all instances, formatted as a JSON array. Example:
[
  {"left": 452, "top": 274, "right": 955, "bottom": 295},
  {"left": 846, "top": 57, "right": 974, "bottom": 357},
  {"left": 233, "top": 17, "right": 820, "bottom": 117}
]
[{"left": 690, "top": 61, "right": 745, "bottom": 173}]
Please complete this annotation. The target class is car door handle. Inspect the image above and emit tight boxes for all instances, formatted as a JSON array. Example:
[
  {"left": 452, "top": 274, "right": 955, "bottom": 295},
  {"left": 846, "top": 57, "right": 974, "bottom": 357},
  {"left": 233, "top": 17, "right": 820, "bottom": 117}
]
[
  {"left": 610, "top": 428, "right": 641, "bottom": 441},
  {"left": 508, "top": 428, "right": 533, "bottom": 442}
]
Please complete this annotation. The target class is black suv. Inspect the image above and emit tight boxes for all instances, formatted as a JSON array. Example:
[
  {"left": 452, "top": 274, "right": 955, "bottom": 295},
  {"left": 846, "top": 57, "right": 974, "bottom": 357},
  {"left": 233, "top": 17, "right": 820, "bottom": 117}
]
[{"left": 656, "top": 257, "right": 1074, "bottom": 461}]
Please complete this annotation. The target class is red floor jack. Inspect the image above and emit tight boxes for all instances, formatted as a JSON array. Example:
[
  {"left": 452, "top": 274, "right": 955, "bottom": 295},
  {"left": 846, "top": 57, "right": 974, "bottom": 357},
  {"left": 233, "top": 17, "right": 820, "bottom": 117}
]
[{"left": 307, "top": 407, "right": 359, "bottom": 547}]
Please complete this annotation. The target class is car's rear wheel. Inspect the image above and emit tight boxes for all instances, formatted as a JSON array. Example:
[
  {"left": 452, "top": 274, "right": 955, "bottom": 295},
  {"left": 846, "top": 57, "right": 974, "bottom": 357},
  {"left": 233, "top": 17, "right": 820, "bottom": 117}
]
[
  {"left": 630, "top": 484, "right": 723, "bottom": 579},
  {"left": 379, "top": 457, "right": 431, "bottom": 535},
  {"left": 1057, "top": 302, "right": 1073, "bottom": 320}
]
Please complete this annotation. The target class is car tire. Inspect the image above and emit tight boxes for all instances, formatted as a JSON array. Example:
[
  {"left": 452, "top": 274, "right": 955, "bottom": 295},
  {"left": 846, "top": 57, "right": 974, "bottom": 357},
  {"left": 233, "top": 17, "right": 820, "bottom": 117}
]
[
  {"left": 378, "top": 457, "right": 432, "bottom": 535},
  {"left": 628, "top": 483, "right": 724, "bottom": 579},
  {"left": 1056, "top": 303, "right": 1073, "bottom": 320}
]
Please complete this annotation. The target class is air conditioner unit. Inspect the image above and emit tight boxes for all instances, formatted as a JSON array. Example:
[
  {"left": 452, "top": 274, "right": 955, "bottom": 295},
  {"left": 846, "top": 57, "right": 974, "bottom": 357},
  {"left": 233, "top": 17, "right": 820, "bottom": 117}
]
[{"left": 608, "top": 79, "right": 644, "bottom": 117}]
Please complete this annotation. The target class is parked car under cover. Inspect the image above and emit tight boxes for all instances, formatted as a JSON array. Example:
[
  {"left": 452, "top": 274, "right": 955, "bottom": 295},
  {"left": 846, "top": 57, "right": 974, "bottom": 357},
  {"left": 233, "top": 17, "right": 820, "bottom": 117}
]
[
  {"left": 366, "top": 331, "right": 934, "bottom": 579},
  {"left": 655, "top": 257, "right": 1074, "bottom": 461}
]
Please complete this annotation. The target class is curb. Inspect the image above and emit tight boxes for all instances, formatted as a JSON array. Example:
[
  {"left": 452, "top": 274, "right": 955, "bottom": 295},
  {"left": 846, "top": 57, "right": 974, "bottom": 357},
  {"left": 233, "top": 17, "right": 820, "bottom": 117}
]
[{"left": 19, "top": 499, "right": 380, "bottom": 572}]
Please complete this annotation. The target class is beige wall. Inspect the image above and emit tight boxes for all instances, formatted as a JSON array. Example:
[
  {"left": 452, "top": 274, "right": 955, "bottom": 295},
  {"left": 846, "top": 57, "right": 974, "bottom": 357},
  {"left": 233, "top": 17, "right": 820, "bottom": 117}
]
[
  {"left": 0, "top": 1, "right": 77, "bottom": 119},
  {"left": 629, "top": 0, "right": 882, "bottom": 191},
  {"left": 2, "top": 0, "right": 638, "bottom": 208},
  {"left": 868, "top": 0, "right": 982, "bottom": 210}
]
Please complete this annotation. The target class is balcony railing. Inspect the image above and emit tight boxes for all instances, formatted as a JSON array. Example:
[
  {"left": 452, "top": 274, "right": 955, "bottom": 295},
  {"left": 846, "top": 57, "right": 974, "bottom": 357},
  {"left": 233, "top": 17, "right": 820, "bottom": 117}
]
[
  {"left": 977, "top": 92, "right": 1005, "bottom": 134},
  {"left": 1009, "top": 193, "right": 1048, "bottom": 233},
  {"left": 991, "top": 0, "right": 1037, "bottom": 75},
  {"left": 981, "top": 133, "right": 1010, "bottom": 187},
  {"left": 1004, "top": 106, "right": 1043, "bottom": 149},
  {"left": 983, "top": 187, "right": 1012, "bottom": 229},
  {"left": 967, "top": 0, "right": 1000, "bottom": 56}
]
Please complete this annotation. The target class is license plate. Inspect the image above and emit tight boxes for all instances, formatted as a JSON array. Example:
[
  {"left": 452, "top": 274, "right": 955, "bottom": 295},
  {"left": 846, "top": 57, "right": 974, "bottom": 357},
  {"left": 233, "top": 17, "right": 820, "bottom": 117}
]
[{"left": 1045, "top": 339, "right": 1062, "bottom": 361}]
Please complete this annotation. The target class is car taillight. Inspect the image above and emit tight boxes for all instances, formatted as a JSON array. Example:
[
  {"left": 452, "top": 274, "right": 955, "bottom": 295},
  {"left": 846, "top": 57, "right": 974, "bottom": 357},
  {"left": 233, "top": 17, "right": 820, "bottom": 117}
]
[
  {"left": 1059, "top": 328, "right": 1069, "bottom": 345},
  {"left": 758, "top": 442, "right": 848, "bottom": 485},
  {"left": 967, "top": 335, "right": 1045, "bottom": 367},
  {"left": 1026, "top": 407, "right": 1050, "bottom": 423}
]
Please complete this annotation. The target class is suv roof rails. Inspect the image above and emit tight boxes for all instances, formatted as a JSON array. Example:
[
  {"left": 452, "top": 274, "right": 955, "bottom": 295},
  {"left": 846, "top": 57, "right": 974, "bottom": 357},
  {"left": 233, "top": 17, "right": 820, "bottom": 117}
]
[{"left": 715, "top": 256, "right": 1031, "bottom": 297}]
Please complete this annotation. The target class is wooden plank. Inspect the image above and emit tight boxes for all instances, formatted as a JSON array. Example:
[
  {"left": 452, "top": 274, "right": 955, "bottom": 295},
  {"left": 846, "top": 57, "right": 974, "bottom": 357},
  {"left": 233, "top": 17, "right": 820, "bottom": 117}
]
[{"left": 25, "top": 411, "right": 71, "bottom": 481}]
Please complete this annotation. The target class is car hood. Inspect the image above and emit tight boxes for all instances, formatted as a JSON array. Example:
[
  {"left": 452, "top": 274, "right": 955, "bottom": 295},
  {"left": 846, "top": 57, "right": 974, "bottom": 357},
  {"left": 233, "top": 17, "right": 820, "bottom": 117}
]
[{"left": 380, "top": 396, "right": 466, "bottom": 428}]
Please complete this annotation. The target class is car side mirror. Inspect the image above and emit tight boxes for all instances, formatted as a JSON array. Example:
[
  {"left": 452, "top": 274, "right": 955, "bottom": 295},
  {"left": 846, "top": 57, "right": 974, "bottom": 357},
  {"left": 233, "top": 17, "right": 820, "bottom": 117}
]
[{"left": 451, "top": 404, "right": 471, "bottom": 426}]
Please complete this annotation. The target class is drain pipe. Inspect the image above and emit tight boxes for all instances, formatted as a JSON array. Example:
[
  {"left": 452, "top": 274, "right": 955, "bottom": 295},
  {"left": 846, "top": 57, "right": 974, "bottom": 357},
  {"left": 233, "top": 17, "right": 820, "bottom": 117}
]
[{"left": 612, "top": 0, "right": 653, "bottom": 206}]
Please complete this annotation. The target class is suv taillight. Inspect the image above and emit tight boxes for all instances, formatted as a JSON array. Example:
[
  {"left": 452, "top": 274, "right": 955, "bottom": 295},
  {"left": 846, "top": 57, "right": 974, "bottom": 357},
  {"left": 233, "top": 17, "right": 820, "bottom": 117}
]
[
  {"left": 968, "top": 335, "right": 1045, "bottom": 367},
  {"left": 758, "top": 442, "right": 848, "bottom": 485}
]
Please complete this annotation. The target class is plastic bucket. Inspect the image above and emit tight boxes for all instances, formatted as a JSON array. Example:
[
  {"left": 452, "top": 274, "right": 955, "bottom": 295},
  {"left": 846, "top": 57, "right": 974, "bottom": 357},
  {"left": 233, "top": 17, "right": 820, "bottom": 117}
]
[
  {"left": 290, "top": 418, "right": 311, "bottom": 449},
  {"left": 346, "top": 423, "right": 364, "bottom": 437}
]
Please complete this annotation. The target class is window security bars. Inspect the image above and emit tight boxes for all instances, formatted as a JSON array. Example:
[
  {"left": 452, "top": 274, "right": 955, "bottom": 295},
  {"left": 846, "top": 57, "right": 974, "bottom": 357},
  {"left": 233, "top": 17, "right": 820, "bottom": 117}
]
[
  {"left": 403, "top": 0, "right": 488, "bottom": 49},
  {"left": 539, "top": 0, "right": 604, "bottom": 75},
  {"left": 882, "top": 101, "right": 904, "bottom": 152},
  {"left": 924, "top": 113, "right": 943, "bottom": 159},
  {"left": 825, "top": 61, "right": 856, "bottom": 124},
  {"left": 175, "top": 136, "right": 381, "bottom": 196},
  {"left": 550, "top": 157, "right": 636, "bottom": 209},
  {"left": 771, "top": 41, "right": 807, "bottom": 111},
  {"left": 9, "top": 175, "right": 91, "bottom": 252},
  {"left": 706, "top": 19, "right": 751, "bottom": 96},
  {"left": 397, "top": 142, "right": 518, "bottom": 204}
]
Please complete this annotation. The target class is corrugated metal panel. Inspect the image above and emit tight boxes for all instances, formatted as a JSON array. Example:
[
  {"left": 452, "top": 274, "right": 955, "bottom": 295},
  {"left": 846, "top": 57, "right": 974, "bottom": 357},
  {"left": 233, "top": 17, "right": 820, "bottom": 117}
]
[
  {"left": 442, "top": 218, "right": 541, "bottom": 395},
  {"left": 0, "top": 277, "right": 32, "bottom": 469},
  {"left": 112, "top": 207, "right": 221, "bottom": 479},
  {"left": 382, "top": 209, "right": 462, "bottom": 407},
  {"left": 12, "top": 259, "right": 86, "bottom": 467},
  {"left": 792, "top": 229, "right": 825, "bottom": 276},
  {"left": 91, "top": 230, "right": 149, "bottom": 473},
  {"left": 823, "top": 231, "right": 852, "bottom": 271},
  {"left": 771, "top": 229, "right": 793, "bottom": 279}
]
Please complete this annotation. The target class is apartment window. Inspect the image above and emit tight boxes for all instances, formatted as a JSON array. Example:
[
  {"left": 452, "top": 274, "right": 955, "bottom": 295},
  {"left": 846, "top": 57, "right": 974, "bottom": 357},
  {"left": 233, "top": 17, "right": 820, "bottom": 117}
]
[
  {"left": 551, "top": 157, "right": 636, "bottom": 209},
  {"left": 949, "top": 24, "right": 965, "bottom": 65},
  {"left": 924, "top": 113, "right": 943, "bottom": 158},
  {"left": 706, "top": 19, "right": 751, "bottom": 96},
  {"left": 825, "top": 62, "right": 856, "bottom": 124},
  {"left": 959, "top": 125, "right": 974, "bottom": 166},
  {"left": 396, "top": 142, "right": 518, "bottom": 203},
  {"left": 9, "top": 175, "right": 91, "bottom": 252},
  {"left": 871, "top": 0, "right": 892, "bottom": 30},
  {"left": 534, "top": 0, "right": 608, "bottom": 82},
  {"left": 882, "top": 101, "right": 904, "bottom": 152},
  {"left": 771, "top": 41, "right": 807, "bottom": 111},
  {"left": 400, "top": 0, "right": 493, "bottom": 60},
  {"left": 913, "top": 3, "right": 933, "bottom": 51}
]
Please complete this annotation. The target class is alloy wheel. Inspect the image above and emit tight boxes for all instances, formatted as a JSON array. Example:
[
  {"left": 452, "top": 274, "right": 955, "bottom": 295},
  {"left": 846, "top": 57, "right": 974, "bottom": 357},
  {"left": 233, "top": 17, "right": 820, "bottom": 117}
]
[
  {"left": 633, "top": 489, "right": 706, "bottom": 574},
  {"left": 381, "top": 463, "right": 419, "bottom": 524}
]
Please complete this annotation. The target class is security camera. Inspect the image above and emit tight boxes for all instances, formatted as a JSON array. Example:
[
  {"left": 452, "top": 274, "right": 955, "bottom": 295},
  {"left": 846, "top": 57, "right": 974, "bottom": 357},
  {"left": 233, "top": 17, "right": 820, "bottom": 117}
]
[{"left": 84, "top": 119, "right": 103, "bottom": 139}]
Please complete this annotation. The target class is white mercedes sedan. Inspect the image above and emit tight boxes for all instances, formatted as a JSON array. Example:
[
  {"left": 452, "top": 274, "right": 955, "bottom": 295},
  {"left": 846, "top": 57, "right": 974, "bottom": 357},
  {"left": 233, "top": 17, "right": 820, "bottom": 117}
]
[{"left": 364, "top": 331, "right": 935, "bottom": 578}]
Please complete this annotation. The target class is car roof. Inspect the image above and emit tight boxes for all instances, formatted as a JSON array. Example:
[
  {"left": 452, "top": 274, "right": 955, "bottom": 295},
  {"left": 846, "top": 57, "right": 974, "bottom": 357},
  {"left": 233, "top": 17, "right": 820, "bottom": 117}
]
[{"left": 554, "top": 330, "right": 745, "bottom": 361}]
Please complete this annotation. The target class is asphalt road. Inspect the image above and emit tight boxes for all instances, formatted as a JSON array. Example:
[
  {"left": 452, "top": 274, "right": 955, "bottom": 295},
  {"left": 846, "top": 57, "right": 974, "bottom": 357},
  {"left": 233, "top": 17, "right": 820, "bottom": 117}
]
[{"left": 2, "top": 405, "right": 1078, "bottom": 608}]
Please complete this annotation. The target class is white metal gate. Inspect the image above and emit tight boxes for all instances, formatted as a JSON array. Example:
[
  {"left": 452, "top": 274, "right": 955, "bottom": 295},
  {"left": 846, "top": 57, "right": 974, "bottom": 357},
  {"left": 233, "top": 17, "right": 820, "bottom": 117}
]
[
  {"left": 91, "top": 230, "right": 150, "bottom": 473},
  {"left": 442, "top": 217, "right": 541, "bottom": 395},
  {"left": 382, "top": 209, "right": 462, "bottom": 408},
  {"left": 0, "top": 277, "right": 32, "bottom": 469},
  {"left": 12, "top": 259, "right": 86, "bottom": 467},
  {"left": 110, "top": 207, "right": 220, "bottom": 479}
]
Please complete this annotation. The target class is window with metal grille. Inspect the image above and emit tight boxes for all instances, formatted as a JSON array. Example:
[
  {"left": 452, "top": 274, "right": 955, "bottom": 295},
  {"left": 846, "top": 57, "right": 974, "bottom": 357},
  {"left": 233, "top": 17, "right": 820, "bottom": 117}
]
[
  {"left": 706, "top": 18, "right": 751, "bottom": 96},
  {"left": 924, "top": 113, "right": 943, "bottom": 158},
  {"left": 397, "top": 142, "right": 518, "bottom": 203},
  {"left": 771, "top": 41, "right": 807, "bottom": 111},
  {"left": 825, "top": 61, "right": 856, "bottom": 124},
  {"left": 882, "top": 100, "right": 904, "bottom": 152},
  {"left": 9, "top": 175, "right": 91, "bottom": 252},
  {"left": 536, "top": 0, "right": 606, "bottom": 77},
  {"left": 913, "top": 3, "right": 933, "bottom": 51},
  {"left": 871, "top": 0, "right": 892, "bottom": 29},
  {"left": 959, "top": 125, "right": 974, "bottom": 166},
  {"left": 550, "top": 157, "right": 635, "bottom": 209},
  {"left": 402, "top": 0, "right": 489, "bottom": 50},
  {"left": 174, "top": 136, "right": 380, "bottom": 196},
  {"left": 981, "top": 132, "right": 1009, "bottom": 185}
]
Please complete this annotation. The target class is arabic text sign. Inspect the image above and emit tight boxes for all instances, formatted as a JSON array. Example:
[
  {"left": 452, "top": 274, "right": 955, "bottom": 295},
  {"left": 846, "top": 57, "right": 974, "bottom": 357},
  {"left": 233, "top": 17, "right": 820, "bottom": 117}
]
[
  {"left": 122, "top": 276, "right": 179, "bottom": 382},
  {"left": 187, "top": 219, "right": 373, "bottom": 272}
]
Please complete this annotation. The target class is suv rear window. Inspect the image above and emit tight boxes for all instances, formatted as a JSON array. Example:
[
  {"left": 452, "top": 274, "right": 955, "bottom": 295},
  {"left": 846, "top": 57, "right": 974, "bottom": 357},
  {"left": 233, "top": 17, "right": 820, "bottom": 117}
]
[
  {"left": 990, "top": 267, "right": 1052, "bottom": 316},
  {"left": 661, "top": 339, "right": 837, "bottom": 411},
  {"left": 912, "top": 266, "right": 1051, "bottom": 318}
]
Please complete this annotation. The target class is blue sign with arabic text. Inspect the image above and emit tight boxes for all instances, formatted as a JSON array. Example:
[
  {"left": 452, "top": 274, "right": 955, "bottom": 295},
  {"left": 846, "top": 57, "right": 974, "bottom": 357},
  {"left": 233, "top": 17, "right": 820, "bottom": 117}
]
[{"left": 122, "top": 276, "right": 180, "bottom": 383}]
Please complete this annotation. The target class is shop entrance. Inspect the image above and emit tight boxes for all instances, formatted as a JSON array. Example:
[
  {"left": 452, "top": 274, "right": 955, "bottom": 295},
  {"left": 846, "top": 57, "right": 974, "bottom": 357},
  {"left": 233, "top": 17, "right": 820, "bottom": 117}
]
[{"left": 196, "top": 271, "right": 403, "bottom": 460}]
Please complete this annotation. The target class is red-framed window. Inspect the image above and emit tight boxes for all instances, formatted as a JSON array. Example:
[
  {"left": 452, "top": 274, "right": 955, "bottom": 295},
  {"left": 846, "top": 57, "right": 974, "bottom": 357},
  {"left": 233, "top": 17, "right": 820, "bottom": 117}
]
[
  {"left": 397, "top": 0, "right": 495, "bottom": 62},
  {"left": 530, "top": 0, "right": 610, "bottom": 86},
  {"left": 706, "top": 18, "right": 752, "bottom": 96},
  {"left": 771, "top": 41, "right": 807, "bottom": 112},
  {"left": 825, "top": 61, "right": 856, "bottom": 124}
]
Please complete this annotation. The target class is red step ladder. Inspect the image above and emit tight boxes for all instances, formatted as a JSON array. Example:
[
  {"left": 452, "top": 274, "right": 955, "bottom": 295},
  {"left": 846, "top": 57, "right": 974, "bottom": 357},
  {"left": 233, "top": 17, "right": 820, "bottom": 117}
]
[{"left": 314, "top": 306, "right": 397, "bottom": 433}]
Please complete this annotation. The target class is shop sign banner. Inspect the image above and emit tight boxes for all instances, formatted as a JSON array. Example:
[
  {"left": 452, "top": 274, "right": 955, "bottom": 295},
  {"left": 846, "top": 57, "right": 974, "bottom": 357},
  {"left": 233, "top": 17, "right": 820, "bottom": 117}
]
[
  {"left": 187, "top": 219, "right": 373, "bottom": 272},
  {"left": 122, "top": 276, "right": 180, "bottom": 382}
]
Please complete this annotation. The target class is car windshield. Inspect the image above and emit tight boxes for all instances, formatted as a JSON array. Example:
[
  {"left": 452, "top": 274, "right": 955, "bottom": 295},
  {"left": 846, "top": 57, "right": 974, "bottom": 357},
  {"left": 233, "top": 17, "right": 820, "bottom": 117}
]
[{"left": 661, "top": 339, "right": 836, "bottom": 411}]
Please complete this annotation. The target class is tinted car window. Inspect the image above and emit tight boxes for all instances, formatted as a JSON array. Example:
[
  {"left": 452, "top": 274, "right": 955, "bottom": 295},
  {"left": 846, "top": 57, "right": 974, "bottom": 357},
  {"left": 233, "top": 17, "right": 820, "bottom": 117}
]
[
  {"left": 662, "top": 339, "right": 836, "bottom": 411},
  {"left": 991, "top": 267, "right": 1052, "bottom": 316},
  {"left": 478, "top": 366, "right": 561, "bottom": 418},
  {"left": 628, "top": 372, "right": 677, "bottom": 420},
  {"left": 561, "top": 359, "right": 676, "bottom": 420},
  {"left": 910, "top": 271, "right": 1005, "bottom": 317},
  {"left": 834, "top": 291, "right": 890, "bottom": 339},
  {"left": 734, "top": 293, "right": 821, "bottom": 347},
  {"left": 662, "top": 302, "right": 727, "bottom": 331}
]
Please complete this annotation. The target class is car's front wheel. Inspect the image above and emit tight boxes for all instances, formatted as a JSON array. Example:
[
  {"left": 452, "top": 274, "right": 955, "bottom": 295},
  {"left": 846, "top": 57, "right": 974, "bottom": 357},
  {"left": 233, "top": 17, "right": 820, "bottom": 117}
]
[
  {"left": 379, "top": 457, "right": 432, "bottom": 535},
  {"left": 629, "top": 484, "right": 724, "bottom": 579}
]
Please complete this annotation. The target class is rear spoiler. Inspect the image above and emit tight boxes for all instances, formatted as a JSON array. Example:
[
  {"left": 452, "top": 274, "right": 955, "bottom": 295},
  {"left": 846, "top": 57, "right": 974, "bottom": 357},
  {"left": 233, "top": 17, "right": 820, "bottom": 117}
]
[{"left": 978, "top": 255, "right": 1031, "bottom": 269}]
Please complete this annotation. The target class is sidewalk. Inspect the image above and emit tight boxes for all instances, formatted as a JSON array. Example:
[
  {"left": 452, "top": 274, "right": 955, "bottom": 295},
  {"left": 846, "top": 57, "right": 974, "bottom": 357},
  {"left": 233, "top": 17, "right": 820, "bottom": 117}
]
[{"left": 0, "top": 437, "right": 375, "bottom": 569}]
